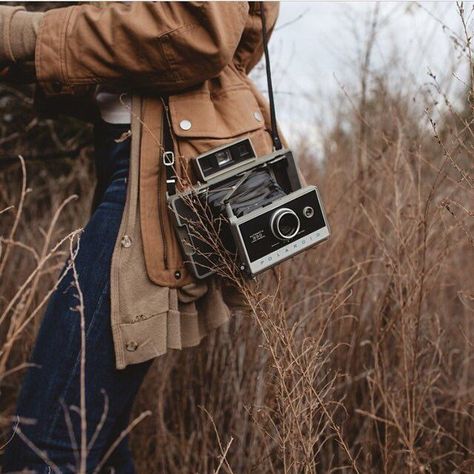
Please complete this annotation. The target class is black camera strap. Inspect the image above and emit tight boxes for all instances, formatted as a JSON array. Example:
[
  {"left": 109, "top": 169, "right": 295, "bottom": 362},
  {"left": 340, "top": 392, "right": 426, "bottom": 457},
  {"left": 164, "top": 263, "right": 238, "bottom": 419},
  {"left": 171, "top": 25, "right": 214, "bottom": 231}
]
[
  {"left": 259, "top": 1, "right": 282, "bottom": 151},
  {"left": 162, "top": 96, "right": 177, "bottom": 196}
]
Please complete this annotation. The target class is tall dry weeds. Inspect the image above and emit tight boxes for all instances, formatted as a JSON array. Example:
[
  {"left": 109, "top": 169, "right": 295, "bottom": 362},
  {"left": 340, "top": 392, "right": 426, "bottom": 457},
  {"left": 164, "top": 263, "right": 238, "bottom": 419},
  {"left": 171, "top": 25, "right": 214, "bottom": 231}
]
[{"left": 0, "top": 3, "right": 473, "bottom": 473}]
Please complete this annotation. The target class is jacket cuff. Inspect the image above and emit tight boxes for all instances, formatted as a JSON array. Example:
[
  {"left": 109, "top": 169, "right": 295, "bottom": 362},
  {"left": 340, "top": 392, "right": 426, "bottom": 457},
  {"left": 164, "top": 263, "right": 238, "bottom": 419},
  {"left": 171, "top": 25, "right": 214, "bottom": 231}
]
[
  {"left": 35, "top": 6, "right": 76, "bottom": 95},
  {"left": 9, "top": 10, "right": 44, "bottom": 62},
  {"left": 0, "top": 6, "right": 26, "bottom": 63}
]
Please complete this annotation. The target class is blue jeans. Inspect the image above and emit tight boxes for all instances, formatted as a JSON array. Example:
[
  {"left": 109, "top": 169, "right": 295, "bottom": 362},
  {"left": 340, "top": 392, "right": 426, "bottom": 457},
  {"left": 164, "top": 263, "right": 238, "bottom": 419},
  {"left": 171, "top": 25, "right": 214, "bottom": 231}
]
[{"left": 2, "top": 120, "right": 153, "bottom": 473}]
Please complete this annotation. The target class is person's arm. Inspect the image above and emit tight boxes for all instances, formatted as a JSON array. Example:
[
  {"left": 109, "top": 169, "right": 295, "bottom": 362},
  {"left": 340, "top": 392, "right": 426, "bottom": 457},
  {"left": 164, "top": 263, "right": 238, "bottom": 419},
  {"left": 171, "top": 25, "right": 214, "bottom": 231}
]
[
  {"left": 241, "top": 2, "right": 279, "bottom": 74},
  {"left": 34, "top": 2, "right": 249, "bottom": 96}
]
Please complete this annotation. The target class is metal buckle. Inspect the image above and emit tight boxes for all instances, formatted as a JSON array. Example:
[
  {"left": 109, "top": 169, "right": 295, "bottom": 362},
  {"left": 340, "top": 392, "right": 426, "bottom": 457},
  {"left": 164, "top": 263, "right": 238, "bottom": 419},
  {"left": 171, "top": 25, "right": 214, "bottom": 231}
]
[{"left": 163, "top": 151, "right": 175, "bottom": 166}]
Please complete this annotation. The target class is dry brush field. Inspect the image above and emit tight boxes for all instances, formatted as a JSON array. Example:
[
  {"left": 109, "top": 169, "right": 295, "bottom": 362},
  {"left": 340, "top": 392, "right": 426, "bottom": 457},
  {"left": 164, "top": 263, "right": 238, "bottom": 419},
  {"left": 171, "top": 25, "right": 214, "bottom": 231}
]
[{"left": 0, "top": 4, "right": 473, "bottom": 474}]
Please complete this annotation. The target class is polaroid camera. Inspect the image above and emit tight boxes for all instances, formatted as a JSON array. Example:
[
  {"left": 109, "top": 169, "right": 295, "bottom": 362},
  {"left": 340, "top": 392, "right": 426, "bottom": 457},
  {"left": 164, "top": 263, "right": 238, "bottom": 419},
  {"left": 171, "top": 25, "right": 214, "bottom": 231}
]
[{"left": 167, "top": 138, "right": 330, "bottom": 279}]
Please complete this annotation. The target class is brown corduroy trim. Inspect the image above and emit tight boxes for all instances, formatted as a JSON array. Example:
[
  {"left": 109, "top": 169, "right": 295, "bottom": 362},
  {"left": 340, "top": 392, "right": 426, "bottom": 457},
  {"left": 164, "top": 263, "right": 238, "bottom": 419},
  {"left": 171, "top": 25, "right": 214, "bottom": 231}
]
[
  {"left": 9, "top": 10, "right": 44, "bottom": 62},
  {"left": 1, "top": 7, "right": 25, "bottom": 63}
]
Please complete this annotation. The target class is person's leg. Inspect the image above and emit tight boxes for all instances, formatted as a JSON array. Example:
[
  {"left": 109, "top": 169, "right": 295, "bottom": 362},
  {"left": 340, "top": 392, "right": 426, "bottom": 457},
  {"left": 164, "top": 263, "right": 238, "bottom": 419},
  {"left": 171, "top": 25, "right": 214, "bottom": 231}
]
[
  {"left": 1, "top": 121, "right": 153, "bottom": 473},
  {"left": 99, "top": 396, "right": 143, "bottom": 472}
]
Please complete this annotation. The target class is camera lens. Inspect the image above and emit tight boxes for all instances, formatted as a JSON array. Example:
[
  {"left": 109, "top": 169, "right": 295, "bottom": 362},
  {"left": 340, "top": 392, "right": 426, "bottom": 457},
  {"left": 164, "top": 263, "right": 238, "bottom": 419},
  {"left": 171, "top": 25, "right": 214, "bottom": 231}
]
[
  {"left": 270, "top": 208, "right": 300, "bottom": 240},
  {"left": 303, "top": 206, "right": 314, "bottom": 218}
]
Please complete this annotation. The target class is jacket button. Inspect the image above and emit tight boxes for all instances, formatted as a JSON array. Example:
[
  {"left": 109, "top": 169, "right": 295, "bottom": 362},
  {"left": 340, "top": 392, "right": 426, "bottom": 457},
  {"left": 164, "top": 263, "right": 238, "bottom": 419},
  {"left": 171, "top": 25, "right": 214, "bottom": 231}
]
[
  {"left": 52, "top": 81, "right": 63, "bottom": 93},
  {"left": 174, "top": 270, "right": 181, "bottom": 279},
  {"left": 254, "top": 111, "right": 263, "bottom": 122},
  {"left": 121, "top": 235, "right": 132, "bottom": 248},
  {"left": 179, "top": 119, "right": 192, "bottom": 131},
  {"left": 126, "top": 341, "right": 139, "bottom": 352}
]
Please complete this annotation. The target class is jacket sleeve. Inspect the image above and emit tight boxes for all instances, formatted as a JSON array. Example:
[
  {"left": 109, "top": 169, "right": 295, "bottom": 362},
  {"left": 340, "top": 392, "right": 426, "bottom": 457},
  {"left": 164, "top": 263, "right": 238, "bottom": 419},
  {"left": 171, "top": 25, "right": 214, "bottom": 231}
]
[
  {"left": 233, "top": 2, "right": 279, "bottom": 75},
  {"left": 35, "top": 1, "right": 249, "bottom": 95}
]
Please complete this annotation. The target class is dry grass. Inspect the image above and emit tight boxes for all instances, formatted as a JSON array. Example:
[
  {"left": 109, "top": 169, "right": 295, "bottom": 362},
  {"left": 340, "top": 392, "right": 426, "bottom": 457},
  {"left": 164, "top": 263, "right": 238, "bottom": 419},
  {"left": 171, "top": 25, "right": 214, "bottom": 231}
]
[{"left": 1, "top": 4, "right": 473, "bottom": 473}]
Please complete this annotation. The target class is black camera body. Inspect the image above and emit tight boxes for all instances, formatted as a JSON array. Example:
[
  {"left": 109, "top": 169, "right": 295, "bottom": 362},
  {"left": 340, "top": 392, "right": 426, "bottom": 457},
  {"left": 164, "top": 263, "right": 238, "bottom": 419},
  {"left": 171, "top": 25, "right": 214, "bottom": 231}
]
[{"left": 167, "top": 137, "right": 330, "bottom": 279}]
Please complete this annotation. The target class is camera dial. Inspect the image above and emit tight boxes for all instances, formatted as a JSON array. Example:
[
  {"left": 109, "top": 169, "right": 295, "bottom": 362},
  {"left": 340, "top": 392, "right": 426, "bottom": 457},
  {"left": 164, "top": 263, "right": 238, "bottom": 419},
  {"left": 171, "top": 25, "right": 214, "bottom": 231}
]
[{"left": 270, "top": 208, "right": 300, "bottom": 240}]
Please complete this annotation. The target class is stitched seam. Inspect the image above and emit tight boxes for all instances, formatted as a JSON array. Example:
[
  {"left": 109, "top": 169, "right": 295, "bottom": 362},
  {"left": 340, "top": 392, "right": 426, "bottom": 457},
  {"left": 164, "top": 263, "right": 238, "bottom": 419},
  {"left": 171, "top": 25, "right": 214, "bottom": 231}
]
[
  {"left": 61, "top": 7, "right": 76, "bottom": 83},
  {"left": 159, "top": 33, "right": 181, "bottom": 82},
  {"left": 175, "top": 123, "right": 263, "bottom": 139},
  {"left": 210, "top": 85, "right": 252, "bottom": 100},
  {"left": 5, "top": 8, "right": 26, "bottom": 62}
]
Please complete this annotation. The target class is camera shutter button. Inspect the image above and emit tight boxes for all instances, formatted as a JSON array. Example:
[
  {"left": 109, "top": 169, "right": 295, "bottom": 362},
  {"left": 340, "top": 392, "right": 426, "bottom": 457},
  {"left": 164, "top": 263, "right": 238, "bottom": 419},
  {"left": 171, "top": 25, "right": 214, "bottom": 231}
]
[
  {"left": 179, "top": 120, "right": 192, "bottom": 131},
  {"left": 254, "top": 111, "right": 263, "bottom": 122}
]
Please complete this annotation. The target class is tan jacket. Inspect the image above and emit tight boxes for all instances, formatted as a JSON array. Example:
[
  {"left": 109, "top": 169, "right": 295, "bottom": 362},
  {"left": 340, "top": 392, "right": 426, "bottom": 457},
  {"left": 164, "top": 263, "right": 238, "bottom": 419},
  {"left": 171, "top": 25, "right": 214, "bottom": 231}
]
[{"left": 34, "top": 1, "right": 285, "bottom": 368}]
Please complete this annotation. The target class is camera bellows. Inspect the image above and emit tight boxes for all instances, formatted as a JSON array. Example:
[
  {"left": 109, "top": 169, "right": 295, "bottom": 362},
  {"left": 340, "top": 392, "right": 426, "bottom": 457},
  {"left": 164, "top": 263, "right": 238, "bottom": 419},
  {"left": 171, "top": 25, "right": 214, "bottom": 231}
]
[{"left": 207, "top": 169, "right": 286, "bottom": 217}]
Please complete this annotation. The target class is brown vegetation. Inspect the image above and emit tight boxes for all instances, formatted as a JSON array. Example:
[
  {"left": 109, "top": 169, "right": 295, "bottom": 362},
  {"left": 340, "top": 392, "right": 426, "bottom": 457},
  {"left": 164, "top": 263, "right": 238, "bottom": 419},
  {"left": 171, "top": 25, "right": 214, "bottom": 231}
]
[{"left": 0, "top": 4, "right": 473, "bottom": 473}]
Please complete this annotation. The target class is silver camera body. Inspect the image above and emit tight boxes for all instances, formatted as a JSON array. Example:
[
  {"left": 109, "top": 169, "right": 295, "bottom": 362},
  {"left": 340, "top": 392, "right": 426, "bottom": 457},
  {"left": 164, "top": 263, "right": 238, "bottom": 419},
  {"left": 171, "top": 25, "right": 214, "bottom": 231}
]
[{"left": 167, "top": 137, "right": 330, "bottom": 279}]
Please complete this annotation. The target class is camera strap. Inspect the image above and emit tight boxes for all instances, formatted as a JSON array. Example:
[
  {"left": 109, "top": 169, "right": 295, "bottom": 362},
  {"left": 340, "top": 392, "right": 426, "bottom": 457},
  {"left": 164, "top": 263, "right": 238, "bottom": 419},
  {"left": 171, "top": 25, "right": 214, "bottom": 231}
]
[
  {"left": 259, "top": 1, "right": 282, "bottom": 151},
  {"left": 162, "top": 97, "right": 177, "bottom": 196}
]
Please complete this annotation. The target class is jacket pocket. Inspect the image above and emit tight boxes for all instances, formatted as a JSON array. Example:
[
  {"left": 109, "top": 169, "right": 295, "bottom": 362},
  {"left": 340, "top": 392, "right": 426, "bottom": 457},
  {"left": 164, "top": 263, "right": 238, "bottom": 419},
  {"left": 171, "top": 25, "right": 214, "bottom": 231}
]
[{"left": 168, "top": 86, "right": 274, "bottom": 183}]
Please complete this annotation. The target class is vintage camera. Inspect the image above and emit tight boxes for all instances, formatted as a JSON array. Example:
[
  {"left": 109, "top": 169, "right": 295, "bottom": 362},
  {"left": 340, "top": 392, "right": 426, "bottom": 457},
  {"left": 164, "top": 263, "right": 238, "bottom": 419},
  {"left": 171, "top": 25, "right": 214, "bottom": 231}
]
[{"left": 167, "top": 137, "right": 330, "bottom": 279}]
